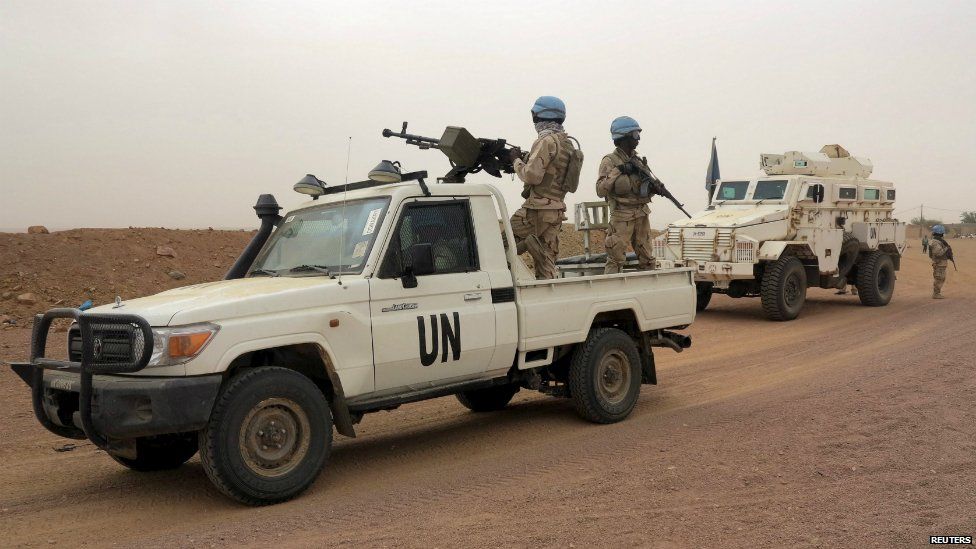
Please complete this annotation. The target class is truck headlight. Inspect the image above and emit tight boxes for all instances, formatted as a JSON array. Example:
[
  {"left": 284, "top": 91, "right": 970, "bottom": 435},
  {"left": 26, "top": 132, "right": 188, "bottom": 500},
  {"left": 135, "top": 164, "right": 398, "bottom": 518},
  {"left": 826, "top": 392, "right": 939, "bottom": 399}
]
[{"left": 148, "top": 323, "right": 219, "bottom": 367}]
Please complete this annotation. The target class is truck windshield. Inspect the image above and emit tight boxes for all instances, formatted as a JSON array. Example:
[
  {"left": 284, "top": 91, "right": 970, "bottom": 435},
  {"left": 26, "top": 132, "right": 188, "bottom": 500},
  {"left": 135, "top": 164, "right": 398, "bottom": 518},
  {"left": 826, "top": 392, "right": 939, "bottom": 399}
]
[
  {"left": 716, "top": 181, "right": 749, "bottom": 201},
  {"left": 249, "top": 197, "right": 390, "bottom": 276},
  {"left": 752, "top": 180, "right": 789, "bottom": 201}
]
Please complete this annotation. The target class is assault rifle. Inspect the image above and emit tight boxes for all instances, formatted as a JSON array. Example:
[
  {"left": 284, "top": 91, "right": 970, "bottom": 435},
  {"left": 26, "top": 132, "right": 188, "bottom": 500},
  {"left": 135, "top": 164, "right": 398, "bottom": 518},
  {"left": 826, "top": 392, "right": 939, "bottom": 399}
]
[
  {"left": 618, "top": 158, "right": 693, "bottom": 218},
  {"left": 382, "top": 122, "right": 524, "bottom": 183},
  {"left": 944, "top": 240, "right": 958, "bottom": 271}
]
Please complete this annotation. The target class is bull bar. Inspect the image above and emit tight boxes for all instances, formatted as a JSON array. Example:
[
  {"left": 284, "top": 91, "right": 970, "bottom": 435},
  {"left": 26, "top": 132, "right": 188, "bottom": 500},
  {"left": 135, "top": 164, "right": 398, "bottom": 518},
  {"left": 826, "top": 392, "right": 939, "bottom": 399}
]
[{"left": 11, "top": 308, "right": 154, "bottom": 450}]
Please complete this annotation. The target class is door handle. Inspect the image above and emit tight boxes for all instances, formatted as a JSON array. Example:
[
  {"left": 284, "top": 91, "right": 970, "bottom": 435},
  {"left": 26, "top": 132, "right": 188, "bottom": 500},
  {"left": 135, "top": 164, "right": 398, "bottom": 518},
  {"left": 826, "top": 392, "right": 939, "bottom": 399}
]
[{"left": 463, "top": 293, "right": 483, "bottom": 301}]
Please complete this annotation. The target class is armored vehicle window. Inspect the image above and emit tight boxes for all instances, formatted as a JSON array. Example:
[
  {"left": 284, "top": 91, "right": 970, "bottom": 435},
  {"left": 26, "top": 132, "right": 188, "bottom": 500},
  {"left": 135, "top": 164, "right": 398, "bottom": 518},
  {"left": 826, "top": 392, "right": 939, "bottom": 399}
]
[
  {"left": 716, "top": 181, "right": 749, "bottom": 201},
  {"left": 886, "top": 189, "right": 896, "bottom": 201},
  {"left": 380, "top": 200, "right": 479, "bottom": 278},
  {"left": 753, "top": 180, "right": 788, "bottom": 200},
  {"left": 863, "top": 188, "right": 880, "bottom": 201},
  {"left": 249, "top": 197, "right": 390, "bottom": 276},
  {"left": 838, "top": 187, "right": 857, "bottom": 200},
  {"left": 804, "top": 183, "right": 825, "bottom": 203}
]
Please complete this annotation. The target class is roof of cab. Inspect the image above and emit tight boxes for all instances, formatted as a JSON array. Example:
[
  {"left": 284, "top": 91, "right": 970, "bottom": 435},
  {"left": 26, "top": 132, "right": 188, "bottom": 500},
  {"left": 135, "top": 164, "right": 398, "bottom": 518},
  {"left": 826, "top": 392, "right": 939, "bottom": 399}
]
[{"left": 290, "top": 181, "right": 498, "bottom": 213}]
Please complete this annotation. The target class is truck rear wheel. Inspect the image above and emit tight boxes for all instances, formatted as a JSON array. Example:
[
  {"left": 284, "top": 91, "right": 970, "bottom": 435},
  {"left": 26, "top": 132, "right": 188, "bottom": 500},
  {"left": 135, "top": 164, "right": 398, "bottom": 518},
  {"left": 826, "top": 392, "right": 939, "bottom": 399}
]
[
  {"left": 110, "top": 433, "right": 198, "bottom": 472},
  {"left": 695, "top": 282, "right": 713, "bottom": 312},
  {"left": 456, "top": 384, "right": 519, "bottom": 412},
  {"left": 760, "top": 256, "right": 807, "bottom": 321},
  {"left": 855, "top": 251, "right": 895, "bottom": 306},
  {"left": 199, "top": 367, "right": 332, "bottom": 506},
  {"left": 568, "top": 328, "right": 642, "bottom": 424}
]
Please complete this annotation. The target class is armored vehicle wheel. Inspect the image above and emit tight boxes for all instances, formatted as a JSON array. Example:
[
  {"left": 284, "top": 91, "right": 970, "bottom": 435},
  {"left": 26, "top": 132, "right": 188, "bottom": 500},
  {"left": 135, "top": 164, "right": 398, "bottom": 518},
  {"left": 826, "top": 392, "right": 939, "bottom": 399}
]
[
  {"left": 199, "top": 367, "right": 332, "bottom": 506},
  {"left": 456, "top": 384, "right": 519, "bottom": 412},
  {"left": 835, "top": 233, "right": 860, "bottom": 286},
  {"left": 760, "top": 256, "right": 807, "bottom": 321},
  {"left": 568, "top": 327, "right": 642, "bottom": 424},
  {"left": 855, "top": 251, "right": 895, "bottom": 306},
  {"left": 695, "top": 282, "right": 713, "bottom": 312},
  {"left": 111, "top": 433, "right": 198, "bottom": 472}
]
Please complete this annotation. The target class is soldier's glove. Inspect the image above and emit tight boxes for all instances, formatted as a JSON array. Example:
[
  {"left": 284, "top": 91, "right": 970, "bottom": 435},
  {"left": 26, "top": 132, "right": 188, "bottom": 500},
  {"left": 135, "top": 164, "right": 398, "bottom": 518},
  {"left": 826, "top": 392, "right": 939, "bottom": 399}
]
[
  {"left": 616, "top": 162, "right": 638, "bottom": 175},
  {"left": 638, "top": 180, "right": 653, "bottom": 198}
]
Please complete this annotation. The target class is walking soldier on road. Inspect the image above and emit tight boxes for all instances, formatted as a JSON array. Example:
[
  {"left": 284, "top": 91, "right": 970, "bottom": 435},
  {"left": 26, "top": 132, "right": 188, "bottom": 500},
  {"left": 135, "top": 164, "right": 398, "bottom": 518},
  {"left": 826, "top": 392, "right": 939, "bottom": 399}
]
[
  {"left": 922, "top": 234, "right": 929, "bottom": 253},
  {"left": 508, "top": 95, "right": 583, "bottom": 279},
  {"left": 928, "top": 225, "right": 952, "bottom": 299},
  {"left": 596, "top": 116, "right": 655, "bottom": 274}
]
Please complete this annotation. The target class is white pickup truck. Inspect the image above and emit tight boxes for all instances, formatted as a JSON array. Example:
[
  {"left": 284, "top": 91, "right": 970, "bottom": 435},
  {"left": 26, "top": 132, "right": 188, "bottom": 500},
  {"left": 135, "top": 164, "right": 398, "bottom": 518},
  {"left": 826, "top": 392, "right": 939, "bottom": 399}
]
[{"left": 12, "top": 173, "right": 695, "bottom": 505}]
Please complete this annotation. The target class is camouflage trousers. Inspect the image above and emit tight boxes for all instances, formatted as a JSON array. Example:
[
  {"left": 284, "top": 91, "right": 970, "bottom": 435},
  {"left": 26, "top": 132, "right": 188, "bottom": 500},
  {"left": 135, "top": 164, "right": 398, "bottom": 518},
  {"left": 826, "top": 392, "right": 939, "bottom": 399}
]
[
  {"left": 510, "top": 207, "right": 563, "bottom": 279},
  {"left": 933, "top": 260, "right": 947, "bottom": 295},
  {"left": 605, "top": 212, "right": 655, "bottom": 274}
]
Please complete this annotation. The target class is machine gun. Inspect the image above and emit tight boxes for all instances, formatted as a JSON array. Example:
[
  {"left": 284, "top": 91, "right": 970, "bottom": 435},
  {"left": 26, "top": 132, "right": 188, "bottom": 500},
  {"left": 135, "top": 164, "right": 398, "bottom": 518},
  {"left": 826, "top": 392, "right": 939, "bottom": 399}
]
[
  {"left": 382, "top": 122, "right": 523, "bottom": 183},
  {"left": 619, "top": 158, "right": 693, "bottom": 218}
]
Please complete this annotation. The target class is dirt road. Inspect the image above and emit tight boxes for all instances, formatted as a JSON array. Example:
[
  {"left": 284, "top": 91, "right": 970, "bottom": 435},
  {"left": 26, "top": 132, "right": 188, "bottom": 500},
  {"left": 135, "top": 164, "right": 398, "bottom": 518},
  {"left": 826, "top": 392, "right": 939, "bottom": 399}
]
[{"left": 1, "top": 240, "right": 973, "bottom": 548}]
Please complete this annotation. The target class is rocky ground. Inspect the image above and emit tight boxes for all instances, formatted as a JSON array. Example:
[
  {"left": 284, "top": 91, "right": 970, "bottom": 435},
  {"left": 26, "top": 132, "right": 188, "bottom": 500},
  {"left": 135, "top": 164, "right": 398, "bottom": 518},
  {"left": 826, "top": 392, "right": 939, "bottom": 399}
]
[{"left": 0, "top": 228, "right": 973, "bottom": 548}]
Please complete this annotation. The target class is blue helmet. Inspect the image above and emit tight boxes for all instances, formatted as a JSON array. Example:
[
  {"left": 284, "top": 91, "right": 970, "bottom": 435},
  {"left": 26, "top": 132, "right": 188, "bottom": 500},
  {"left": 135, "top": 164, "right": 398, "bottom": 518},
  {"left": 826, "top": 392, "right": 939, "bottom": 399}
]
[
  {"left": 531, "top": 96, "right": 566, "bottom": 120},
  {"left": 611, "top": 116, "right": 641, "bottom": 140},
  {"left": 932, "top": 224, "right": 946, "bottom": 235}
]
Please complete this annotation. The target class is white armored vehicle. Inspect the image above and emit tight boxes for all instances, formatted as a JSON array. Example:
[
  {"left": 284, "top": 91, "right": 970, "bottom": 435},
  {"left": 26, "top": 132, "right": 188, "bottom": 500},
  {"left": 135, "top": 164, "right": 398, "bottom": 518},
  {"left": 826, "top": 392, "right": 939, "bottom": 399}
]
[{"left": 654, "top": 144, "right": 906, "bottom": 320}]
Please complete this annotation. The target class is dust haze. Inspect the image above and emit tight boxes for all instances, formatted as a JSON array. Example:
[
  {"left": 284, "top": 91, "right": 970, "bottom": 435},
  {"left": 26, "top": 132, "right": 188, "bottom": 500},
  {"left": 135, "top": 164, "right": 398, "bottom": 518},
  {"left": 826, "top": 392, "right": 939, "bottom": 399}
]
[{"left": 2, "top": 0, "right": 974, "bottom": 231}]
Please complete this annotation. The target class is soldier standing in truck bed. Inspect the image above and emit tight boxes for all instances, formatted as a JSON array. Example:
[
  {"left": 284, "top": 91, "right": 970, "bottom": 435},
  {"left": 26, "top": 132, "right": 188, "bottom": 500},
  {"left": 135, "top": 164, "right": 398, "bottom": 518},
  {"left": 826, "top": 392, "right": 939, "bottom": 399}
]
[
  {"left": 508, "top": 95, "right": 583, "bottom": 279},
  {"left": 596, "top": 116, "right": 655, "bottom": 274}
]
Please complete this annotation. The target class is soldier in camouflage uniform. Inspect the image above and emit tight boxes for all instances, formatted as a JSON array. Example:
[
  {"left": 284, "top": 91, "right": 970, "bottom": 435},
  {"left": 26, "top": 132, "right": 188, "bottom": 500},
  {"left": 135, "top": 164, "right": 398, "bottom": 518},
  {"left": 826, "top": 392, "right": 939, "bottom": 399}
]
[
  {"left": 928, "top": 225, "right": 950, "bottom": 299},
  {"left": 508, "top": 96, "right": 576, "bottom": 279},
  {"left": 596, "top": 116, "right": 655, "bottom": 274}
]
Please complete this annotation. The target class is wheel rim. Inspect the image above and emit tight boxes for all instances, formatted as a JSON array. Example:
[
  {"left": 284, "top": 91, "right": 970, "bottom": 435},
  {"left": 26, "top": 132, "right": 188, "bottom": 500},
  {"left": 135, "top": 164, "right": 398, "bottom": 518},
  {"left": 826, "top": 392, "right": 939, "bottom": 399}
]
[
  {"left": 877, "top": 265, "right": 891, "bottom": 292},
  {"left": 238, "top": 397, "right": 311, "bottom": 478},
  {"left": 596, "top": 350, "right": 632, "bottom": 406},
  {"left": 784, "top": 273, "right": 802, "bottom": 307}
]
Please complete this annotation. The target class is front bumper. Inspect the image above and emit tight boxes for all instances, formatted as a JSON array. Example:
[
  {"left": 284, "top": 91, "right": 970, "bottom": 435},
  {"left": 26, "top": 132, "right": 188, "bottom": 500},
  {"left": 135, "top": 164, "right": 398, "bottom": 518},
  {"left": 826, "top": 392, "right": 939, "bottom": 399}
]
[
  {"left": 11, "top": 308, "right": 221, "bottom": 450},
  {"left": 656, "top": 258, "right": 756, "bottom": 281},
  {"left": 11, "top": 365, "right": 221, "bottom": 439}
]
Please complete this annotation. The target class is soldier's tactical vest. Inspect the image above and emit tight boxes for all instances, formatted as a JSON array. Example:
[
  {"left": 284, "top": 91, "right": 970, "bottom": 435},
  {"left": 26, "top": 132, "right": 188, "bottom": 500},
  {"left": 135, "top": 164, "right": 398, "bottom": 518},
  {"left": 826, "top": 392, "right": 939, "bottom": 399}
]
[
  {"left": 605, "top": 151, "right": 652, "bottom": 210},
  {"left": 526, "top": 133, "right": 583, "bottom": 202}
]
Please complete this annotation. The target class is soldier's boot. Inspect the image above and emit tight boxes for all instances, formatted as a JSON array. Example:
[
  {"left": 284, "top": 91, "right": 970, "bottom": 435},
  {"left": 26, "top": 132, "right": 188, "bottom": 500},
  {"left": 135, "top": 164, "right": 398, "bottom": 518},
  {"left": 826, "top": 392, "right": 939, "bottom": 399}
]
[{"left": 933, "top": 292, "right": 945, "bottom": 299}]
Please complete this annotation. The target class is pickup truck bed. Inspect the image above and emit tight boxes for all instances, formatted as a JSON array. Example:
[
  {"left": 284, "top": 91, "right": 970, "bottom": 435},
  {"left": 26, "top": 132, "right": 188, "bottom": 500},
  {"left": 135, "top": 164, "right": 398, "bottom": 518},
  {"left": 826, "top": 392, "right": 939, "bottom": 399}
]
[{"left": 517, "top": 268, "right": 695, "bottom": 352}]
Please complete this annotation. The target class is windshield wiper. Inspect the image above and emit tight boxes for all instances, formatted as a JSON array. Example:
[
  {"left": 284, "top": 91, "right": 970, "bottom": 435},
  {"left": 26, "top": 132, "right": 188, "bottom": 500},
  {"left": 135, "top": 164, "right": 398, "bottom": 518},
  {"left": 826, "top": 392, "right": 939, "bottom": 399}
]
[
  {"left": 249, "top": 268, "right": 280, "bottom": 277},
  {"left": 289, "top": 264, "right": 335, "bottom": 278}
]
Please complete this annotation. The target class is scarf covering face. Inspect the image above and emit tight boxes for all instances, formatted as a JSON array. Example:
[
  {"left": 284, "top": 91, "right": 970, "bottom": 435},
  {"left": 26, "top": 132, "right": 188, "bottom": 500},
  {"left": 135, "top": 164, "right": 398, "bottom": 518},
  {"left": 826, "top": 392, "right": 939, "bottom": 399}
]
[{"left": 534, "top": 120, "right": 564, "bottom": 138}]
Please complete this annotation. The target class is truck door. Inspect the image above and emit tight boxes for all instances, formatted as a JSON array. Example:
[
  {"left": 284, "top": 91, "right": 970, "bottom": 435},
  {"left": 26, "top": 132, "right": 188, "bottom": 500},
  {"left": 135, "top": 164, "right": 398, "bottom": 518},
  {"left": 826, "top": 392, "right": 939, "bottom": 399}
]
[{"left": 369, "top": 198, "right": 496, "bottom": 392}]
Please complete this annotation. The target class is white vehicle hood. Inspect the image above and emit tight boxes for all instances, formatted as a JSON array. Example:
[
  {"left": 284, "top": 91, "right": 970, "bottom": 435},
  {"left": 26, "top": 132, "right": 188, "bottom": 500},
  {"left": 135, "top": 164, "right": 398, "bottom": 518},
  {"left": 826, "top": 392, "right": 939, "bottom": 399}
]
[
  {"left": 86, "top": 277, "right": 360, "bottom": 326},
  {"left": 671, "top": 205, "right": 789, "bottom": 229}
]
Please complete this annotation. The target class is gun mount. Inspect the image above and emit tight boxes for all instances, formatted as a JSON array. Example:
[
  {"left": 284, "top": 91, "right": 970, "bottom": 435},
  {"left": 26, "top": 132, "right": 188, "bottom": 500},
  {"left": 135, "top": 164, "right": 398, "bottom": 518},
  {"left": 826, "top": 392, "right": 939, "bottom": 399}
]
[{"left": 382, "top": 122, "right": 521, "bottom": 183}]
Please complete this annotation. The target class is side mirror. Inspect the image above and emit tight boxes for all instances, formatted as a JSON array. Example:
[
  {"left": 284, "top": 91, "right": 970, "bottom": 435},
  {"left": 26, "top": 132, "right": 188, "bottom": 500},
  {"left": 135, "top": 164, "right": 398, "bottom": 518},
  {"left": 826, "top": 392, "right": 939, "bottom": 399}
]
[{"left": 401, "top": 243, "right": 435, "bottom": 288}]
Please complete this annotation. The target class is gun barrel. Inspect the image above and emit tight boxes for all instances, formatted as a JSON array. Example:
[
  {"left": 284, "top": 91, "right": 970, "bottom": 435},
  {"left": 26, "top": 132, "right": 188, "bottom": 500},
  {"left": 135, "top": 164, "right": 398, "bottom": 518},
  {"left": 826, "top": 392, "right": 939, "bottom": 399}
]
[{"left": 382, "top": 129, "right": 441, "bottom": 147}]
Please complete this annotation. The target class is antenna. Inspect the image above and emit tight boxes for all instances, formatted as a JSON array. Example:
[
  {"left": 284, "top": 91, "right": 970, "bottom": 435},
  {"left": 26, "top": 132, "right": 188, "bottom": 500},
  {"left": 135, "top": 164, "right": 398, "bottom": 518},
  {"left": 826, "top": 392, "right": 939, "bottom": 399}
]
[{"left": 337, "top": 136, "right": 352, "bottom": 286}]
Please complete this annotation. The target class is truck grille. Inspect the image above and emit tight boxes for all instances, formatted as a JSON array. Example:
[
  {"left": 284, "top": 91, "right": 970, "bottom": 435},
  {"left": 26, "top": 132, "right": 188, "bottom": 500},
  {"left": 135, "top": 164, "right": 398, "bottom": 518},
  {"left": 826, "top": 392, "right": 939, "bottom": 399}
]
[
  {"left": 667, "top": 228, "right": 733, "bottom": 263},
  {"left": 68, "top": 327, "right": 137, "bottom": 363}
]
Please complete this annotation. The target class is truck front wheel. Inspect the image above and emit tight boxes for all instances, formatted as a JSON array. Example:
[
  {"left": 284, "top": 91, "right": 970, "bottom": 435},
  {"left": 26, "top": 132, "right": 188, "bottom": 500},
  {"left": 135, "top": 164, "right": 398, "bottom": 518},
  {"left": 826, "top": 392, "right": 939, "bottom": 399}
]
[
  {"left": 760, "top": 256, "right": 807, "bottom": 321},
  {"left": 199, "top": 367, "right": 332, "bottom": 506},
  {"left": 110, "top": 433, "right": 198, "bottom": 472},
  {"left": 568, "top": 328, "right": 642, "bottom": 424},
  {"left": 456, "top": 384, "right": 519, "bottom": 412},
  {"left": 855, "top": 251, "right": 895, "bottom": 306}
]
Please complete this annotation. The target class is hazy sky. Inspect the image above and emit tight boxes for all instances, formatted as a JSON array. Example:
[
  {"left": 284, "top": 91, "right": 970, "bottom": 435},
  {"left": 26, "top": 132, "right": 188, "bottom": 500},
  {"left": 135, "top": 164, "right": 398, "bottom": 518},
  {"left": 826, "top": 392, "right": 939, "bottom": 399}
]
[{"left": 2, "top": 0, "right": 974, "bottom": 231}]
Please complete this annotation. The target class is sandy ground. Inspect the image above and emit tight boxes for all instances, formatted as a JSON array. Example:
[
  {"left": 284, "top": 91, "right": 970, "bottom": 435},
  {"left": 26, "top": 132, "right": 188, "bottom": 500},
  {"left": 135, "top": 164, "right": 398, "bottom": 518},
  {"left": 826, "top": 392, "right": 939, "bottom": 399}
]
[{"left": 0, "top": 238, "right": 973, "bottom": 548}]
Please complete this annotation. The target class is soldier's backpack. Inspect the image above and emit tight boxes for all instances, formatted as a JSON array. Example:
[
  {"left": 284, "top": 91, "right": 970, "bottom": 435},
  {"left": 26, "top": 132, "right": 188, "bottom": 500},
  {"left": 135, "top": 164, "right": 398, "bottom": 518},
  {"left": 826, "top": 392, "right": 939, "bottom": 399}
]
[{"left": 559, "top": 135, "right": 584, "bottom": 194}]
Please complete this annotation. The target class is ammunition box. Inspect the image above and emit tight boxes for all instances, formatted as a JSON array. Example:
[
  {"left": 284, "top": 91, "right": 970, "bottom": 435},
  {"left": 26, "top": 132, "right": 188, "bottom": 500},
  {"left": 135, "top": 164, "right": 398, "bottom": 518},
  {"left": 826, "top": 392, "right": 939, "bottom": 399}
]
[{"left": 439, "top": 126, "right": 481, "bottom": 167}]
